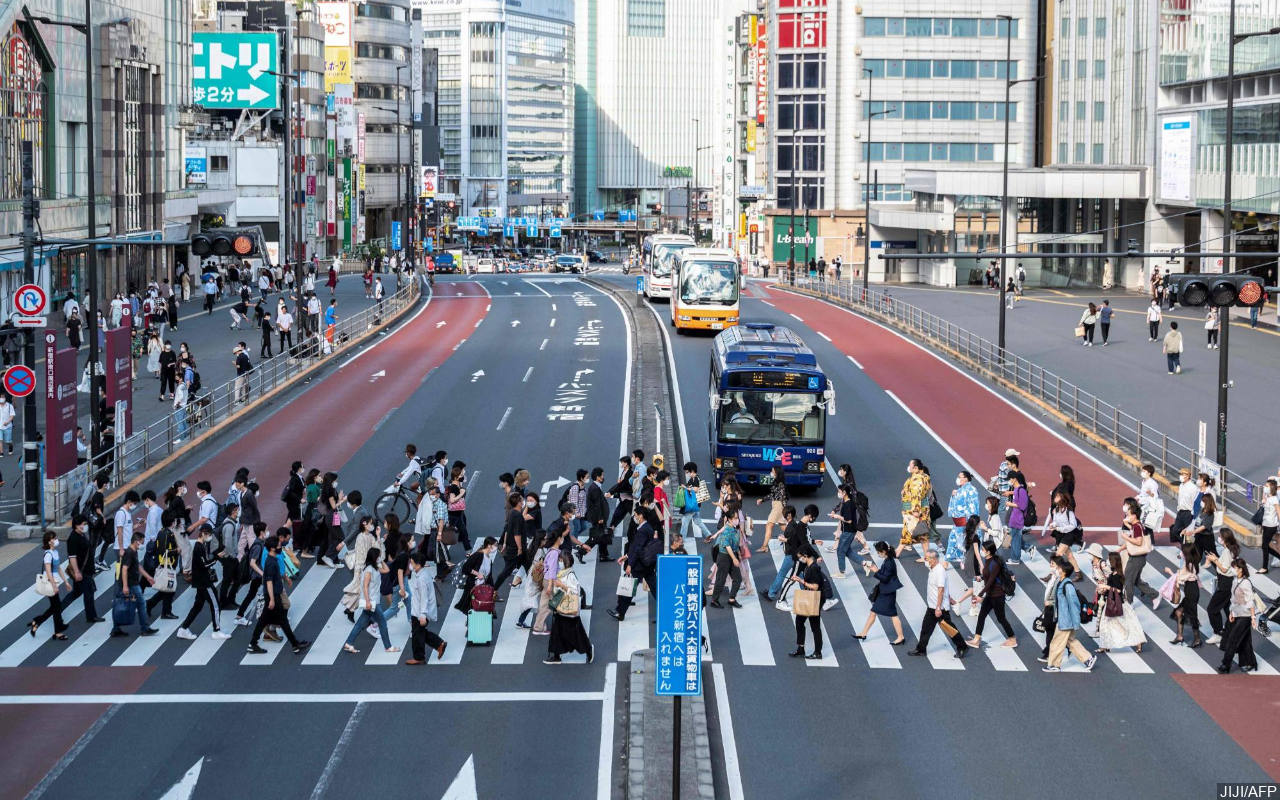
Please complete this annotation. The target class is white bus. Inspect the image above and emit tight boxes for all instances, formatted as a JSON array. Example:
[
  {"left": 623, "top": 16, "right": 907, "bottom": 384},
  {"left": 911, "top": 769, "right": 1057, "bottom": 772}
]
[
  {"left": 642, "top": 234, "right": 695, "bottom": 301},
  {"left": 670, "top": 248, "right": 741, "bottom": 332}
]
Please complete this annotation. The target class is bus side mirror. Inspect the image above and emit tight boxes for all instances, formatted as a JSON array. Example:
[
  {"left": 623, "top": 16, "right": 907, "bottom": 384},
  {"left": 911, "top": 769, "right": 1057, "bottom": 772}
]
[
  {"left": 823, "top": 385, "right": 837, "bottom": 416},
  {"left": 710, "top": 393, "right": 720, "bottom": 411}
]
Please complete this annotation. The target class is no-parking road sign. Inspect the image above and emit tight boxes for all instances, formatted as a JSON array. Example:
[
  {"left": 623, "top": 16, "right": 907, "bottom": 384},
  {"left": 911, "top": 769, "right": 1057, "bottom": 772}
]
[
  {"left": 14, "top": 283, "right": 46, "bottom": 316},
  {"left": 3, "top": 364, "right": 35, "bottom": 397}
]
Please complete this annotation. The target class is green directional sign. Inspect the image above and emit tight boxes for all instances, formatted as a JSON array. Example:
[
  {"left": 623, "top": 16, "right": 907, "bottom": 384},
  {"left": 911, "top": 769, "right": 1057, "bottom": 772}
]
[{"left": 192, "top": 32, "right": 279, "bottom": 110}]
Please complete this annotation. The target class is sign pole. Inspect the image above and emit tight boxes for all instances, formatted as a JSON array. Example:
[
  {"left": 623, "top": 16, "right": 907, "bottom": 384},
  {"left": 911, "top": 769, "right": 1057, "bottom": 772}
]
[
  {"left": 20, "top": 141, "right": 39, "bottom": 526},
  {"left": 673, "top": 694, "right": 681, "bottom": 800}
]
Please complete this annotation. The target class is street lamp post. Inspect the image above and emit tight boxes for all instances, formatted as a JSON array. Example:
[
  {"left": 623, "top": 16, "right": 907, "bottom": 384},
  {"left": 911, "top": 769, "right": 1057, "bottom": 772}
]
[
  {"left": 861, "top": 68, "right": 890, "bottom": 291},
  {"left": 1215, "top": 8, "right": 1280, "bottom": 469},
  {"left": 394, "top": 64, "right": 412, "bottom": 269},
  {"left": 996, "top": 15, "right": 1041, "bottom": 355}
]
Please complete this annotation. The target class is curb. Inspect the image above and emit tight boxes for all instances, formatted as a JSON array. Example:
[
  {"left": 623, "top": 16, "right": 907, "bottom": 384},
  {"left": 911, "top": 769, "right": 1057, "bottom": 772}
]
[
  {"left": 96, "top": 281, "right": 423, "bottom": 511},
  {"left": 782, "top": 284, "right": 1262, "bottom": 548}
]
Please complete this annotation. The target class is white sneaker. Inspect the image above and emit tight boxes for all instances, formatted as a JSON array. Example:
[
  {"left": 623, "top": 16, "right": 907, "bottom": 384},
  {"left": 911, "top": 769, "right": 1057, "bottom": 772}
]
[
  {"left": 211, "top": 630, "right": 231, "bottom": 640},
  {"left": 1084, "top": 655, "right": 1097, "bottom": 671},
  {"left": 234, "top": 616, "right": 252, "bottom": 626},
  {"left": 1175, "top": 365, "right": 1181, "bottom": 374},
  {"left": 175, "top": 628, "right": 196, "bottom": 640},
  {"left": 1206, "top": 634, "right": 1222, "bottom": 645},
  {"left": 822, "top": 598, "right": 840, "bottom": 611}
]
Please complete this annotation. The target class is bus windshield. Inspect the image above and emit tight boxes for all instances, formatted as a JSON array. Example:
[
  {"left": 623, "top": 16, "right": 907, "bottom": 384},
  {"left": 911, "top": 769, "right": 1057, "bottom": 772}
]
[
  {"left": 680, "top": 260, "right": 739, "bottom": 305},
  {"left": 651, "top": 244, "right": 691, "bottom": 277},
  {"left": 717, "top": 390, "right": 824, "bottom": 444}
]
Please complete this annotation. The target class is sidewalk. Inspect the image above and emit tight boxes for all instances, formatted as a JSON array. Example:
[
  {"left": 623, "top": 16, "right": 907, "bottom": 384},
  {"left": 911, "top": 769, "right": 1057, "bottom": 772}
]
[
  {"left": 8, "top": 276, "right": 387, "bottom": 460},
  {"left": 874, "top": 283, "right": 1280, "bottom": 479}
]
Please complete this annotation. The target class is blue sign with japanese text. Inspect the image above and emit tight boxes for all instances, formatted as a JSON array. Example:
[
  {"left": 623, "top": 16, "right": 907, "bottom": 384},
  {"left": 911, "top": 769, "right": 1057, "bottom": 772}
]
[
  {"left": 656, "top": 554, "right": 703, "bottom": 697},
  {"left": 390, "top": 221, "right": 402, "bottom": 251}
]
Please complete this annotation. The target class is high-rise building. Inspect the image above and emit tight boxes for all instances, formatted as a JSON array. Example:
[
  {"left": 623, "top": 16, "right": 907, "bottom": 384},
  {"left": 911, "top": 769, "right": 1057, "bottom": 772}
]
[
  {"left": 352, "top": 0, "right": 413, "bottom": 242},
  {"left": 421, "top": 0, "right": 575, "bottom": 222},
  {"left": 575, "top": 0, "right": 747, "bottom": 238},
  {"left": 0, "top": 0, "right": 197, "bottom": 301}
]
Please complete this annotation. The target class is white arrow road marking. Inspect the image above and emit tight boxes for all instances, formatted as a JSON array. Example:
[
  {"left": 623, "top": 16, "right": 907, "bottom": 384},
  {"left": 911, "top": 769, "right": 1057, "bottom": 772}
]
[
  {"left": 440, "top": 755, "right": 478, "bottom": 800},
  {"left": 539, "top": 338, "right": 548, "bottom": 351},
  {"left": 369, "top": 369, "right": 386, "bottom": 383},
  {"left": 470, "top": 370, "right": 484, "bottom": 382},
  {"left": 436, "top": 320, "right": 448, "bottom": 328},
  {"left": 574, "top": 368, "right": 594, "bottom": 382},
  {"left": 539, "top": 476, "right": 571, "bottom": 498},
  {"left": 522, "top": 366, "right": 533, "bottom": 383},
  {"left": 158, "top": 757, "right": 204, "bottom": 800},
  {"left": 510, "top": 320, "right": 521, "bottom": 327}
]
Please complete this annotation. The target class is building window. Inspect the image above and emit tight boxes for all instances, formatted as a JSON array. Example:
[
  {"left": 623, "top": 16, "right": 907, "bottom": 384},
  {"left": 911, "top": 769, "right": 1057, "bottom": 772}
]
[
  {"left": 1092, "top": 143, "right": 1104, "bottom": 163},
  {"left": 1060, "top": 101, "right": 1069, "bottom": 121},
  {"left": 904, "top": 143, "right": 930, "bottom": 161},
  {"left": 904, "top": 101, "right": 930, "bottom": 120},
  {"left": 210, "top": 155, "right": 229, "bottom": 171},
  {"left": 1077, "top": 17, "right": 1088, "bottom": 36},
  {"left": 864, "top": 17, "right": 885, "bottom": 36},
  {"left": 950, "top": 143, "right": 976, "bottom": 161},
  {"left": 1095, "top": 17, "right": 1106, "bottom": 37},
  {"left": 356, "top": 3, "right": 407, "bottom": 22},
  {"left": 1060, "top": 58, "right": 1070, "bottom": 79},
  {"left": 905, "top": 18, "right": 932, "bottom": 37},
  {"left": 950, "top": 102, "right": 976, "bottom": 120},
  {"left": 1061, "top": 16, "right": 1070, "bottom": 36},
  {"left": 951, "top": 60, "right": 976, "bottom": 79},
  {"left": 1094, "top": 101, "right": 1105, "bottom": 121},
  {"left": 1077, "top": 60, "right": 1087, "bottom": 80},
  {"left": 1094, "top": 59, "right": 1106, "bottom": 79},
  {"left": 121, "top": 65, "right": 144, "bottom": 232},
  {"left": 1074, "top": 142, "right": 1085, "bottom": 163},
  {"left": 1076, "top": 101, "right": 1086, "bottom": 119},
  {"left": 951, "top": 18, "right": 978, "bottom": 36},
  {"left": 1058, "top": 142, "right": 1067, "bottom": 162},
  {"left": 628, "top": 0, "right": 665, "bottom": 37},
  {"left": 978, "top": 143, "right": 995, "bottom": 161}
]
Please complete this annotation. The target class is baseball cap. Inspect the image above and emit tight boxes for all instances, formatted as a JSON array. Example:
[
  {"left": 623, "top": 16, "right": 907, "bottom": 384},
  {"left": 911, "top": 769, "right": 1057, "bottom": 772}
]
[{"left": 1004, "top": 448, "right": 1020, "bottom": 457}]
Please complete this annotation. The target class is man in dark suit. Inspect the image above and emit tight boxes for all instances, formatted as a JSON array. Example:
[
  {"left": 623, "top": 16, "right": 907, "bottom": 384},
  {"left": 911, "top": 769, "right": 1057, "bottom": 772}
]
[{"left": 583, "top": 467, "right": 612, "bottom": 561}]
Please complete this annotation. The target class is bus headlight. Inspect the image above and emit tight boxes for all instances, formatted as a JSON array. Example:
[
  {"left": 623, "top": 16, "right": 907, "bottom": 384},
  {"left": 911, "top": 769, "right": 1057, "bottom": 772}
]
[
  {"left": 679, "top": 315, "right": 692, "bottom": 321},
  {"left": 804, "top": 461, "right": 823, "bottom": 473}
]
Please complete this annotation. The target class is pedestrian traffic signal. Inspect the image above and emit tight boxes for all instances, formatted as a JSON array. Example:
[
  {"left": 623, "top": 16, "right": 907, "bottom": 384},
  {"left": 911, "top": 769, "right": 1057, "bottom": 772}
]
[
  {"left": 1168, "top": 273, "right": 1267, "bottom": 307},
  {"left": 190, "top": 227, "right": 264, "bottom": 259}
]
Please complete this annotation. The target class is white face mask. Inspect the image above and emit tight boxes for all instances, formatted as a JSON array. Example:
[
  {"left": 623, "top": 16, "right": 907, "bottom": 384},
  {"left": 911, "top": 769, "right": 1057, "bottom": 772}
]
[
  {"left": 955, "top": 478, "right": 964, "bottom": 487},
  {"left": 526, "top": 499, "right": 536, "bottom": 508}
]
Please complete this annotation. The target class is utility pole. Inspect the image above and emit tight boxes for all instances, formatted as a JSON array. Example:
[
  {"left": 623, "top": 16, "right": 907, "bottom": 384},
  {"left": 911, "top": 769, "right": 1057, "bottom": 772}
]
[
  {"left": 20, "top": 141, "right": 39, "bottom": 526},
  {"left": 282, "top": 20, "right": 292, "bottom": 298},
  {"left": 83, "top": 0, "right": 102, "bottom": 466},
  {"left": 688, "top": 118, "right": 698, "bottom": 236},
  {"left": 788, "top": 91, "right": 797, "bottom": 284},
  {"left": 997, "top": 16, "right": 1014, "bottom": 354},
  {"left": 862, "top": 67, "right": 874, "bottom": 291}
]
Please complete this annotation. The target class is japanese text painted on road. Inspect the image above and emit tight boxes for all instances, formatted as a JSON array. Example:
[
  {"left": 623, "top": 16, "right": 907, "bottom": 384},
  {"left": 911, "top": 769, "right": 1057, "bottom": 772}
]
[{"left": 656, "top": 554, "right": 703, "bottom": 696}]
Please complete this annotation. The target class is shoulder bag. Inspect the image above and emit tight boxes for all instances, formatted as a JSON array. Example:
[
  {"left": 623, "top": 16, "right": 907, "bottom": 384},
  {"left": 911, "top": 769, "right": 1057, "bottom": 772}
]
[
  {"left": 792, "top": 587, "right": 821, "bottom": 617},
  {"left": 35, "top": 572, "right": 57, "bottom": 597},
  {"left": 153, "top": 565, "right": 177, "bottom": 593},
  {"left": 615, "top": 572, "right": 638, "bottom": 598}
]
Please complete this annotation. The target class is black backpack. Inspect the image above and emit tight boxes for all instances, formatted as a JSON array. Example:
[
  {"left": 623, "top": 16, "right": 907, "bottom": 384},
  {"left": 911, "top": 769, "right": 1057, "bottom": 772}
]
[
  {"left": 558, "top": 484, "right": 573, "bottom": 512},
  {"left": 1000, "top": 563, "right": 1017, "bottom": 597},
  {"left": 853, "top": 490, "right": 870, "bottom": 532},
  {"left": 190, "top": 371, "right": 202, "bottom": 393},
  {"left": 1023, "top": 495, "right": 1039, "bottom": 528}
]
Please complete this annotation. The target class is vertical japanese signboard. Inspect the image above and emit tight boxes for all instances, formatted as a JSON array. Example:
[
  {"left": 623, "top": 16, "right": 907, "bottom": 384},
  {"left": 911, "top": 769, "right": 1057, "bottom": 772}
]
[
  {"left": 104, "top": 326, "right": 132, "bottom": 438},
  {"left": 656, "top": 554, "right": 703, "bottom": 697},
  {"left": 44, "top": 332, "right": 77, "bottom": 479}
]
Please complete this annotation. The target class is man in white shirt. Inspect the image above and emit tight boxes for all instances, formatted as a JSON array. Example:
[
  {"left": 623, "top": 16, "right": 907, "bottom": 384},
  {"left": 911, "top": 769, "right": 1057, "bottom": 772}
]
[
  {"left": 396, "top": 444, "right": 424, "bottom": 493},
  {"left": 1146, "top": 300, "right": 1163, "bottom": 341},
  {"left": 0, "top": 394, "right": 14, "bottom": 456},
  {"left": 112, "top": 490, "right": 141, "bottom": 565},
  {"left": 1168, "top": 467, "right": 1197, "bottom": 545},
  {"left": 141, "top": 490, "right": 164, "bottom": 549},
  {"left": 909, "top": 549, "right": 968, "bottom": 659}
]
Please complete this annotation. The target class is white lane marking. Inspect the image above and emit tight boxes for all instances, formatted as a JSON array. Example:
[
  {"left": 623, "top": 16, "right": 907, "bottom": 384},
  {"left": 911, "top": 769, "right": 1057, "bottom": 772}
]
[
  {"left": 434, "top": 588, "right": 470, "bottom": 664},
  {"left": 847, "top": 355, "right": 863, "bottom": 369},
  {"left": 552, "top": 303, "right": 558, "bottom": 311},
  {"left": 885, "top": 390, "right": 974, "bottom": 476},
  {"left": 308, "top": 702, "right": 366, "bottom": 800},
  {"left": 0, "top": 690, "right": 606, "bottom": 704},
  {"left": 645, "top": 301, "right": 691, "bottom": 460},
  {"left": 596, "top": 663, "right": 618, "bottom": 800},
  {"left": 524, "top": 279, "right": 553, "bottom": 298},
  {"left": 522, "top": 366, "right": 533, "bottom": 383},
  {"left": 728, "top": 558, "right": 774, "bottom": 666},
  {"left": 491, "top": 570, "right": 532, "bottom": 665},
  {"left": 539, "top": 338, "right": 548, "bottom": 351},
  {"left": 614, "top": 567, "right": 649, "bottom": 663},
  {"left": 598, "top": 285, "right": 635, "bottom": 464},
  {"left": 496, "top": 407, "right": 513, "bottom": 431},
  {"left": 549, "top": 318, "right": 557, "bottom": 328},
  {"left": 817, "top": 332, "right": 832, "bottom": 342},
  {"left": 486, "top": 304, "right": 491, "bottom": 312},
  {"left": 712, "top": 664, "right": 746, "bottom": 800},
  {"left": 789, "top": 313, "right": 804, "bottom": 322},
  {"left": 47, "top": 577, "right": 136, "bottom": 667},
  {"left": 759, "top": 300, "right": 774, "bottom": 308},
  {"left": 767, "top": 541, "right": 837, "bottom": 666},
  {"left": 243, "top": 565, "right": 337, "bottom": 665},
  {"left": 0, "top": 582, "right": 42, "bottom": 632},
  {"left": 473, "top": 319, "right": 482, "bottom": 328}
]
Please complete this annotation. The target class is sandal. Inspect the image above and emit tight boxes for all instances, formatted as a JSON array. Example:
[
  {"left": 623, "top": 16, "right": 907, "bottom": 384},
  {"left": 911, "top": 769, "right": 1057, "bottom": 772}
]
[
  {"left": 28, "top": 620, "right": 37, "bottom": 637},
  {"left": 52, "top": 633, "right": 68, "bottom": 641},
  {"left": 342, "top": 644, "right": 359, "bottom": 654}
]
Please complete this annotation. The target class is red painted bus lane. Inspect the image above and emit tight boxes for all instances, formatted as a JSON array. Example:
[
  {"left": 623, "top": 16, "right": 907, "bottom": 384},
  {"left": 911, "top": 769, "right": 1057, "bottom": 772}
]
[
  {"left": 185, "top": 282, "right": 489, "bottom": 521},
  {"left": 762, "top": 286, "right": 1136, "bottom": 533}
]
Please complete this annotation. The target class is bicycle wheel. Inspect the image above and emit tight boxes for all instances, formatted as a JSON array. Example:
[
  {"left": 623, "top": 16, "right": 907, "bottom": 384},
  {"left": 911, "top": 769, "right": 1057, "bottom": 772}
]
[{"left": 375, "top": 490, "right": 412, "bottom": 524}]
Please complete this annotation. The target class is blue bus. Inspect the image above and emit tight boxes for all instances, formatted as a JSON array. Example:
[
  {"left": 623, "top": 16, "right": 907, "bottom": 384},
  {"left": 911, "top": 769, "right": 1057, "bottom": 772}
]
[{"left": 707, "top": 323, "right": 834, "bottom": 488}]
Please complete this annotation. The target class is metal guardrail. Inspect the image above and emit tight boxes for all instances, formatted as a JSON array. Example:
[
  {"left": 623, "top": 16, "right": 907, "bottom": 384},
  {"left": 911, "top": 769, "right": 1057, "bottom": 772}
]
[
  {"left": 792, "top": 278, "right": 1267, "bottom": 526},
  {"left": 43, "top": 277, "right": 421, "bottom": 524}
]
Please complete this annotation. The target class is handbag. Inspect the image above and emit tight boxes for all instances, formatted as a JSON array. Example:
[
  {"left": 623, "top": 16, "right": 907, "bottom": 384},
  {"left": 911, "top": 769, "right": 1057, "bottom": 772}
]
[
  {"left": 1073, "top": 325, "right": 1086, "bottom": 339},
  {"left": 695, "top": 479, "right": 710, "bottom": 504},
  {"left": 35, "top": 573, "right": 57, "bottom": 597},
  {"left": 1032, "top": 612, "right": 1047, "bottom": 633},
  {"left": 281, "top": 591, "right": 291, "bottom": 611},
  {"left": 1103, "top": 588, "right": 1123, "bottom": 617},
  {"left": 938, "top": 618, "right": 959, "bottom": 638},
  {"left": 439, "top": 527, "right": 459, "bottom": 547},
  {"left": 1252, "top": 506, "right": 1266, "bottom": 526},
  {"left": 868, "top": 584, "right": 881, "bottom": 602},
  {"left": 552, "top": 584, "right": 581, "bottom": 616},
  {"left": 153, "top": 565, "right": 177, "bottom": 593},
  {"left": 343, "top": 550, "right": 357, "bottom": 570},
  {"left": 793, "top": 587, "right": 821, "bottom": 617},
  {"left": 615, "top": 573, "right": 639, "bottom": 598}
]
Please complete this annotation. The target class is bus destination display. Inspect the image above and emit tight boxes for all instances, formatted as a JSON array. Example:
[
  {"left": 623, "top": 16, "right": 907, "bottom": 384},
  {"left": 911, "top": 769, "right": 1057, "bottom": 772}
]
[{"left": 726, "top": 371, "right": 821, "bottom": 391}]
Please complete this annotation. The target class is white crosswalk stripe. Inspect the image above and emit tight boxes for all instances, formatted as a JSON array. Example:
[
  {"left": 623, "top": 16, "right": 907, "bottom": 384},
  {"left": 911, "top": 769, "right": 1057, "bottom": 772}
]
[
  {"left": 0, "top": 573, "right": 115, "bottom": 667},
  {"left": 2, "top": 543, "right": 1274, "bottom": 674}
]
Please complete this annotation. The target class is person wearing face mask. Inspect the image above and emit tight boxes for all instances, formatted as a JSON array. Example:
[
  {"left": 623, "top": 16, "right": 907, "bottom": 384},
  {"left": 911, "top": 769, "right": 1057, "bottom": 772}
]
[
  {"left": 1256, "top": 479, "right": 1280, "bottom": 573},
  {"left": 61, "top": 515, "right": 104, "bottom": 623},
  {"left": 1168, "top": 468, "right": 1197, "bottom": 546},
  {"left": 492, "top": 493, "right": 527, "bottom": 593},
  {"left": 1119, "top": 498, "right": 1154, "bottom": 603},
  {"left": 1218, "top": 558, "right": 1259, "bottom": 673},
  {"left": 158, "top": 340, "right": 177, "bottom": 401}
]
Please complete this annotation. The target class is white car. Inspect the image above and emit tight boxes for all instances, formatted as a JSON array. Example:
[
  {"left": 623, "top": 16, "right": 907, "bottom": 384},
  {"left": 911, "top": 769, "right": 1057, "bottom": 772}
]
[{"left": 474, "top": 258, "right": 497, "bottom": 274}]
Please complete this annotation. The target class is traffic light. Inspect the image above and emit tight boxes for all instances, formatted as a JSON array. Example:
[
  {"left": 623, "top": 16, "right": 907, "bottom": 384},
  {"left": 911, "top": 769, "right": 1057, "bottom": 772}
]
[
  {"left": 190, "top": 227, "right": 264, "bottom": 260},
  {"left": 1168, "top": 273, "right": 1267, "bottom": 307}
]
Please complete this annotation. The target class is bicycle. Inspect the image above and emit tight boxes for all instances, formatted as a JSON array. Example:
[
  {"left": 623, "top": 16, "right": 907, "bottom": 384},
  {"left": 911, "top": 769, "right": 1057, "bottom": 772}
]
[{"left": 375, "top": 483, "right": 418, "bottom": 524}]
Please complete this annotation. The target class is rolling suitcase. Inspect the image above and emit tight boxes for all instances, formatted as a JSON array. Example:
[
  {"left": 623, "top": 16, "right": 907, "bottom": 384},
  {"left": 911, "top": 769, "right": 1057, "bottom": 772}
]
[{"left": 466, "top": 610, "right": 493, "bottom": 646}]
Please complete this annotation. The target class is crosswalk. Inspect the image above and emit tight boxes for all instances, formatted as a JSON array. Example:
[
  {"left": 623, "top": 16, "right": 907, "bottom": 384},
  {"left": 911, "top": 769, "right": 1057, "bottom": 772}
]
[{"left": 0, "top": 536, "right": 1273, "bottom": 674}]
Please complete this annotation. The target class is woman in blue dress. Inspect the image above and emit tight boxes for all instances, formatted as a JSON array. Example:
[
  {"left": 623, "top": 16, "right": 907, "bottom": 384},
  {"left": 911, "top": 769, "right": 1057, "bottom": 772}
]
[
  {"left": 946, "top": 470, "right": 981, "bottom": 561},
  {"left": 854, "top": 541, "right": 906, "bottom": 645}
]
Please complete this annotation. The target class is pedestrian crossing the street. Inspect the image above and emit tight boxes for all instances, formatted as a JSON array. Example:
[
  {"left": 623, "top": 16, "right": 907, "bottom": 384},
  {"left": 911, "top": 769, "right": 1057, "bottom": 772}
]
[{"left": 1, "top": 537, "right": 1274, "bottom": 675}]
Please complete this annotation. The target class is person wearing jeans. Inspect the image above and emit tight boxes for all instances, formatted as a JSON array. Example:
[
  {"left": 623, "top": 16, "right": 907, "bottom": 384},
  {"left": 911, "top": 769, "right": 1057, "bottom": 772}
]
[
  {"left": 829, "top": 485, "right": 864, "bottom": 576},
  {"left": 708, "top": 507, "right": 744, "bottom": 609},
  {"left": 406, "top": 553, "right": 446, "bottom": 664},
  {"left": 246, "top": 536, "right": 309, "bottom": 655},
  {"left": 767, "top": 506, "right": 805, "bottom": 602},
  {"left": 677, "top": 464, "right": 712, "bottom": 542},
  {"left": 1162, "top": 321, "right": 1183, "bottom": 375},
  {"left": 342, "top": 550, "right": 398, "bottom": 655},
  {"left": 1006, "top": 472, "right": 1029, "bottom": 564}
]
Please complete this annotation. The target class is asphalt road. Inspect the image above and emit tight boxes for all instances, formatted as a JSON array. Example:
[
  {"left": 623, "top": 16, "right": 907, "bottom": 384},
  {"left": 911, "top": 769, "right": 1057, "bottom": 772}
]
[{"left": 0, "top": 273, "right": 1277, "bottom": 799}]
